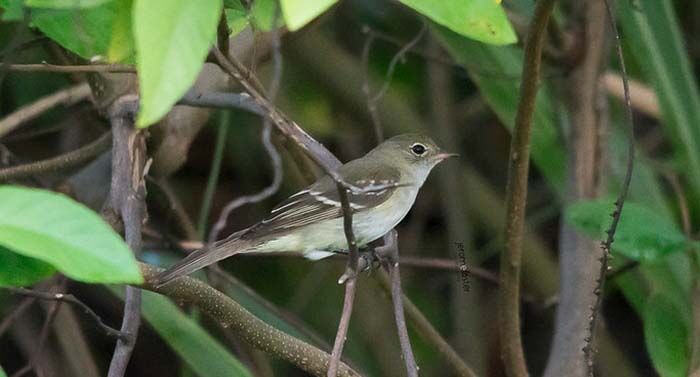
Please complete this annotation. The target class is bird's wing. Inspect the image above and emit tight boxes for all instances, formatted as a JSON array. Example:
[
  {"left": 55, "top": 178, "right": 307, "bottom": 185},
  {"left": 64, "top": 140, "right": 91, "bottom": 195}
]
[{"left": 240, "top": 163, "right": 402, "bottom": 240}]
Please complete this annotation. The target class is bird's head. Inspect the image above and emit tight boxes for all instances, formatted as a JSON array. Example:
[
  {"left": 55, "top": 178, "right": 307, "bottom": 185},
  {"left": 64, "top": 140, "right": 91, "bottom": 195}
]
[{"left": 369, "top": 133, "right": 458, "bottom": 181}]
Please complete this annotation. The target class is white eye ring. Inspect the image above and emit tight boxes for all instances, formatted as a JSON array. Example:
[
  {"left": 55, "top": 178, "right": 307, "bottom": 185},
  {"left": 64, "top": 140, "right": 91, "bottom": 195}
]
[{"left": 410, "top": 143, "right": 427, "bottom": 156}]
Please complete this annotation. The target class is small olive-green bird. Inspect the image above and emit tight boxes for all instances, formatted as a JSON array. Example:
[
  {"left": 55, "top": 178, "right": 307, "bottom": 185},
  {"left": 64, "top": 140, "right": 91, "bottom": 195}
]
[{"left": 155, "top": 133, "right": 455, "bottom": 285}]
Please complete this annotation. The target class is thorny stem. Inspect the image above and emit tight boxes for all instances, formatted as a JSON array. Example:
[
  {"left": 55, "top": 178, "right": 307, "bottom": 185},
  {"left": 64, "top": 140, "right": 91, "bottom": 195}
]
[{"left": 583, "top": 1, "right": 635, "bottom": 374}]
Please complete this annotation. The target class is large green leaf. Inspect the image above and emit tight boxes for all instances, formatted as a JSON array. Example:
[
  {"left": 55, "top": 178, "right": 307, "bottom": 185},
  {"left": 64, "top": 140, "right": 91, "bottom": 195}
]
[
  {"left": 618, "top": 0, "right": 700, "bottom": 204},
  {"left": 280, "top": 0, "right": 336, "bottom": 31},
  {"left": 250, "top": 0, "right": 281, "bottom": 31},
  {"left": 30, "top": 1, "right": 117, "bottom": 59},
  {"left": 0, "top": 246, "right": 55, "bottom": 287},
  {"left": 224, "top": 8, "right": 248, "bottom": 37},
  {"left": 433, "top": 25, "right": 565, "bottom": 189},
  {"left": 112, "top": 288, "right": 252, "bottom": 377},
  {"left": 566, "top": 200, "right": 688, "bottom": 261},
  {"left": 0, "top": 186, "right": 142, "bottom": 284},
  {"left": 106, "top": 0, "right": 134, "bottom": 63},
  {"left": 644, "top": 294, "right": 689, "bottom": 377},
  {"left": 0, "top": 364, "right": 6, "bottom": 377},
  {"left": 133, "top": 0, "right": 222, "bottom": 127},
  {"left": 25, "top": 0, "right": 112, "bottom": 8},
  {"left": 399, "top": 0, "right": 516, "bottom": 45}
]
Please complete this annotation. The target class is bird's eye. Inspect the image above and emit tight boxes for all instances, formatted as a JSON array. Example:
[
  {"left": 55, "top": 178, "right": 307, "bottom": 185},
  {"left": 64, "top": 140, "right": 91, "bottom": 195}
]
[{"left": 411, "top": 143, "right": 426, "bottom": 155}]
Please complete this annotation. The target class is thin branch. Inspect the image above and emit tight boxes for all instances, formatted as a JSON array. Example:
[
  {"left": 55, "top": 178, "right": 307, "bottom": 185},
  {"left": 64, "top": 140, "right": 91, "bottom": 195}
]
[
  {"left": 375, "top": 267, "right": 477, "bottom": 377},
  {"left": 583, "top": 1, "right": 635, "bottom": 374},
  {"left": 601, "top": 72, "right": 659, "bottom": 119},
  {"left": 328, "top": 182, "right": 361, "bottom": 377},
  {"left": 177, "top": 89, "right": 263, "bottom": 115},
  {"left": 12, "top": 279, "right": 65, "bottom": 377},
  {"left": 361, "top": 23, "right": 426, "bottom": 144},
  {"left": 197, "top": 111, "right": 230, "bottom": 238},
  {"left": 4, "top": 63, "right": 136, "bottom": 73},
  {"left": 0, "top": 131, "right": 111, "bottom": 182},
  {"left": 106, "top": 97, "right": 147, "bottom": 377},
  {"left": 0, "top": 297, "right": 35, "bottom": 338},
  {"left": 500, "top": 0, "right": 557, "bottom": 376},
  {"left": 138, "top": 263, "right": 360, "bottom": 376},
  {"left": 0, "top": 83, "right": 91, "bottom": 138},
  {"left": 374, "top": 231, "right": 418, "bottom": 377},
  {"left": 3, "top": 287, "right": 127, "bottom": 340}
]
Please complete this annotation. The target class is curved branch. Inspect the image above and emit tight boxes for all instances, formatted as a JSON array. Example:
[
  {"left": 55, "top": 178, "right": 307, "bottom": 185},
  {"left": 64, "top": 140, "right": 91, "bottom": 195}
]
[
  {"left": 139, "top": 263, "right": 360, "bottom": 377},
  {"left": 500, "top": 0, "right": 557, "bottom": 376},
  {"left": 0, "top": 131, "right": 112, "bottom": 182},
  {"left": 0, "top": 83, "right": 91, "bottom": 138}
]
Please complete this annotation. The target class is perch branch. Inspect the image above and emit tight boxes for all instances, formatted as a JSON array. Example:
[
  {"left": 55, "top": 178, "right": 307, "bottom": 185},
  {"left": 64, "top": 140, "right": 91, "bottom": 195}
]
[
  {"left": 500, "top": 0, "right": 557, "bottom": 376},
  {"left": 138, "top": 263, "right": 360, "bottom": 376}
]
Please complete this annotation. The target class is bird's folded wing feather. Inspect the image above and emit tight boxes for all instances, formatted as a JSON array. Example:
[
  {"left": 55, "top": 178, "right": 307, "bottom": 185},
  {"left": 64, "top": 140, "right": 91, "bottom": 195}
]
[{"left": 240, "top": 163, "right": 402, "bottom": 240}]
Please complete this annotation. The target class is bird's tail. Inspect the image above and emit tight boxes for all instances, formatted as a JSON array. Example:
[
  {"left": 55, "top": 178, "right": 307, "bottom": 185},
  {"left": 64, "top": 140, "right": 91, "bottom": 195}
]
[{"left": 153, "top": 233, "right": 250, "bottom": 287}]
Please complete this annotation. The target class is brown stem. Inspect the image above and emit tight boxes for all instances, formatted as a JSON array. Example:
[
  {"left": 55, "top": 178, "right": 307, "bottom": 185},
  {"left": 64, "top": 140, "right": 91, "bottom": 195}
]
[
  {"left": 138, "top": 263, "right": 360, "bottom": 377},
  {"left": 500, "top": 1, "right": 556, "bottom": 376},
  {"left": 106, "top": 97, "right": 146, "bottom": 377},
  {"left": 0, "top": 131, "right": 112, "bottom": 182},
  {"left": 376, "top": 270, "right": 477, "bottom": 377},
  {"left": 4, "top": 63, "right": 135, "bottom": 73},
  {"left": 0, "top": 83, "right": 91, "bottom": 138}
]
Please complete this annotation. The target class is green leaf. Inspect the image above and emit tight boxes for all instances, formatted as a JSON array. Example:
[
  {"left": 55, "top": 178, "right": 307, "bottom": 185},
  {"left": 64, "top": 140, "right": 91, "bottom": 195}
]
[
  {"left": 224, "top": 8, "right": 248, "bottom": 37},
  {"left": 644, "top": 294, "right": 689, "bottom": 377},
  {"left": 111, "top": 288, "right": 253, "bottom": 377},
  {"left": 24, "top": 0, "right": 112, "bottom": 8},
  {"left": 0, "top": 246, "right": 56, "bottom": 287},
  {"left": 0, "top": 364, "right": 6, "bottom": 377},
  {"left": 133, "top": 0, "right": 222, "bottom": 127},
  {"left": 280, "top": 0, "right": 336, "bottom": 31},
  {"left": 0, "top": 0, "right": 24, "bottom": 21},
  {"left": 30, "top": 1, "right": 117, "bottom": 59},
  {"left": 399, "top": 0, "right": 516, "bottom": 45},
  {"left": 250, "top": 0, "right": 281, "bottom": 31},
  {"left": 0, "top": 186, "right": 142, "bottom": 284},
  {"left": 433, "top": 25, "right": 565, "bottom": 189},
  {"left": 618, "top": 0, "right": 700, "bottom": 203},
  {"left": 566, "top": 199, "right": 688, "bottom": 261},
  {"left": 106, "top": 0, "right": 134, "bottom": 63}
]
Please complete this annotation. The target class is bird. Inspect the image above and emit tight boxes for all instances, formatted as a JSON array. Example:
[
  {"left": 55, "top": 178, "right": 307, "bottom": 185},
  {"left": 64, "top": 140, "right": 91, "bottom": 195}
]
[{"left": 154, "top": 133, "right": 456, "bottom": 286}]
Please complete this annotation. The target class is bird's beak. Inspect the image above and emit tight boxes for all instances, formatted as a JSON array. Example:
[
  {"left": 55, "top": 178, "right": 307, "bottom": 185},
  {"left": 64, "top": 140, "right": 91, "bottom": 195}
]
[{"left": 434, "top": 152, "right": 459, "bottom": 161}]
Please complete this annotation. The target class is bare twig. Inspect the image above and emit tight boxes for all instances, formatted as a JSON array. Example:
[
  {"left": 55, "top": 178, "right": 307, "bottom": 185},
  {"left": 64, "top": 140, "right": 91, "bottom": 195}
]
[
  {"left": 177, "top": 89, "right": 263, "bottom": 115},
  {"left": 3, "top": 287, "right": 127, "bottom": 340},
  {"left": 601, "top": 73, "right": 659, "bottom": 119},
  {"left": 582, "top": 1, "right": 635, "bottom": 374},
  {"left": 197, "top": 111, "right": 230, "bottom": 238},
  {"left": 501, "top": 1, "right": 557, "bottom": 376},
  {"left": 106, "top": 98, "right": 147, "bottom": 377},
  {"left": 0, "top": 131, "right": 112, "bottom": 182},
  {"left": 0, "top": 83, "right": 91, "bottom": 138},
  {"left": 361, "top": 23, "right": 426, "bottom": 143},
  {"left": 12, "top": 279, "right": 65, "bottom": 377},
  {"left": 0, "top": 297, "right": 35, "bottom": 338},
  {"left": 375, "top": 231, "right": 418, "bottom": 377},
  {"left": 4, "top": 63, "right": 136, "bottom": 73},
  {"left": 375, "top": 267, "right": 477, "bottom": 377},
  {"left": 138, "top": 263, "right": 360, "bottom": 376}
]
